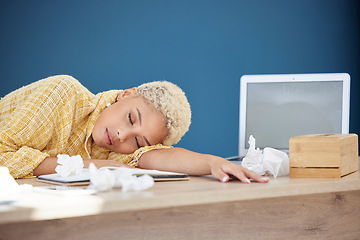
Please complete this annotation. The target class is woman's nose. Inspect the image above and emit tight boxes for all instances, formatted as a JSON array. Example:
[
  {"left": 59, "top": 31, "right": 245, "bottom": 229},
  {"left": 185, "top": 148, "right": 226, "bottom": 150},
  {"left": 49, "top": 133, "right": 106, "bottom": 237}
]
[
  {"left": 116, "top": 129, "right": 125, "bottom": 143},
  {"left": 117, "top": 128, "right": 134, "bottom": 143}
]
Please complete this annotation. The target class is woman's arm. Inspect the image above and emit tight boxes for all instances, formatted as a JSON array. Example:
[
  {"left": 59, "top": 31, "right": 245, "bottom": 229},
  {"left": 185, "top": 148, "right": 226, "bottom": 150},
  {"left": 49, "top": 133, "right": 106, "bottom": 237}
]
[
  {"left": 0, "top": 75, "right": 95, "bottom": 178},
  {"left": 33, "top": 157, "right": 130, "bottom": 176},
  {"left": 137, "top": 147, "right": 269, "bottom": 183}
]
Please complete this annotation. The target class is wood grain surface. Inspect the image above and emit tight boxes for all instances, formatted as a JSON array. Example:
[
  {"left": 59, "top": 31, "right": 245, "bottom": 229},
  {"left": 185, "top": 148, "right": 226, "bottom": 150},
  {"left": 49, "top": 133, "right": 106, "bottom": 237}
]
[
  {"left": 1, "top": 160, "right": 359, "bottom": 239},
  {"left": 1, "top": 190, "right": 359, "bottom": 240}
]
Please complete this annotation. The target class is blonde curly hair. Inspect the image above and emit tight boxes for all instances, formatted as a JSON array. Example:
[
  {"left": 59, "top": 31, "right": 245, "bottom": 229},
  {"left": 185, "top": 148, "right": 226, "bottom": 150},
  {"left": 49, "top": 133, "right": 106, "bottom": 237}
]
[{"left": 136, "top": 81, "right": 191, "bottom": 146}]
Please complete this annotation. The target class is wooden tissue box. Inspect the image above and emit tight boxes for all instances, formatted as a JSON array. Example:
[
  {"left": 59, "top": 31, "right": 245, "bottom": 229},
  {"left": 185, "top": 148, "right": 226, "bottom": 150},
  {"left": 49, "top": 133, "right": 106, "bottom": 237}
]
[{"left": 289, "top": 134, "right": 358, "bottom": 178}]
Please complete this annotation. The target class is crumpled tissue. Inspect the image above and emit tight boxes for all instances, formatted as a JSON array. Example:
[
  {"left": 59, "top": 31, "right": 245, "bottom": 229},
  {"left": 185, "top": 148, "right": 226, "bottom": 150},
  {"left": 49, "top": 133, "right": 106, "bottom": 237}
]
[
  {"left": 55, "top": 154, "right": 84, "bottom": 177},
  {"left": 0, "top": 167, "right": 32, "bottom": 202},
  {"left": 88, "top": 163, "right": 155, "bottom": 192},
  {"left": 241, "top": 135, "right": 289, "bottom": 178}
]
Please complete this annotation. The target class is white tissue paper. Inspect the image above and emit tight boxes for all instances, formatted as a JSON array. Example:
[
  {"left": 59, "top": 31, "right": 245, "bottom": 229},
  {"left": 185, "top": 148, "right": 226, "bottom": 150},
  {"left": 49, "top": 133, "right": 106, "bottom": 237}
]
[
  {"left": 0, "top": 167, "right": 32, "bottom": 203},
  {"left": 241, "top": 135, "right": 289, "bottom": 178},
  {"left": 241, "top": 135, "right": 265, "bottom": 175},
  {"left": 88, "top": 163, "right": 155, "bottom": 192},
  {"left": 55, "top": 154, "right": 84, "bottom": 177},
  {"left": 263, "top": 147, "right": 289, "bottom": 178},
  {"left": 88, "top": 163, "right": 115, "bottom": 192}
]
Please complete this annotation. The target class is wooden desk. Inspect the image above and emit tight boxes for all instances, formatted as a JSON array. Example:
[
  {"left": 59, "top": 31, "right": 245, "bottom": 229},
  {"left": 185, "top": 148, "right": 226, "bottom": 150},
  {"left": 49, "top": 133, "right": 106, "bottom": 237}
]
[{"left": 1, "top": 167, "right": 360, "bottom": 240}]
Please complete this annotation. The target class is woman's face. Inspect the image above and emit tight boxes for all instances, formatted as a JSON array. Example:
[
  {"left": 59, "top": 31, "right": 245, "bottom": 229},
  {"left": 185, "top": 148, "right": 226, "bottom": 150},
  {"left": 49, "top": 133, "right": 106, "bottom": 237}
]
[{"left": 92, "top": 88, "right": 168, "bottom": 154}]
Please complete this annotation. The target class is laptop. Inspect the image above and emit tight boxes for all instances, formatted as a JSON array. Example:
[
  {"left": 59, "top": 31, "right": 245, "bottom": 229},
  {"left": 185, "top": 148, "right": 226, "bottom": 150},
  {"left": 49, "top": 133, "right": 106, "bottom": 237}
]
[{"left": 228, "top": 73, "right": 350, "bottom": 162}]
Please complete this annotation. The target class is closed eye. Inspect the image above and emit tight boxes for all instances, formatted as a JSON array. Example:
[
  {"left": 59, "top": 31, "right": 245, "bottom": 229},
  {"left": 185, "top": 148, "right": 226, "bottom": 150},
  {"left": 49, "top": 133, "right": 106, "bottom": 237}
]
[
  {"left": 129, "top": 113, "right": 141, "bottom": 148},
  {"left": 128, "top": 113, "right": 134, "bottom": 125},
  {"left": 135, "top": 137, "right": 140, "bottom": 148}
]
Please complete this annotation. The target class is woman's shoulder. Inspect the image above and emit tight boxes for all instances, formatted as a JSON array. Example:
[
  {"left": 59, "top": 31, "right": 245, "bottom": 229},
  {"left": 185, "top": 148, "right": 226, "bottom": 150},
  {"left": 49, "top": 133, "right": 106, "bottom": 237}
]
[
  {"left": 37, "top": 75, "right": 92, "bottom": 97},
  {"left": 3, "top": 75, "right": 94, "bottom": 107},
  {"left": 40, "top": 75, "right": 84, "bottom": 89}
]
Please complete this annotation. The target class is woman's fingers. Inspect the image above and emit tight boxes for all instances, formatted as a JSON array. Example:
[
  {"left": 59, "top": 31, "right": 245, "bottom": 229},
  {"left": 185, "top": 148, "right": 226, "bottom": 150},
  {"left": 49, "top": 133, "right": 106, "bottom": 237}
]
[
  {"left": 219, "top": 162, "right": 269, "bottom": 183},
  {"left": 211, "top": 166, "right": 230, "bottom": 183},
  {"left": 243, "top": 168, "right": 270, "bottom": 183}
]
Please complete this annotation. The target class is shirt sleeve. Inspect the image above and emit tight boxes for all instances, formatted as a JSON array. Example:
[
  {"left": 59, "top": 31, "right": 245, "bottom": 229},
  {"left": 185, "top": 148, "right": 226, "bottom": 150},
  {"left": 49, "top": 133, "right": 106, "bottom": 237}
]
[
  {"left": 0, "top": 75, "right": 87, "bottom": 178},
  {"left": 108, "top": 144, "right": 172, "bottom": 167},
  {"left": 0, "top": 145, "right": 49, "bottom": 178}
]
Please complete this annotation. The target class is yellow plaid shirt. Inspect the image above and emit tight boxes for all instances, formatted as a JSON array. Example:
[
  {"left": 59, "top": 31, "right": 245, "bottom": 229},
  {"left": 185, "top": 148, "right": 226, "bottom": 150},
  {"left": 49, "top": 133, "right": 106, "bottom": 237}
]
[{"left": 0, "top": 75, "right": 169, "bottom": 178}]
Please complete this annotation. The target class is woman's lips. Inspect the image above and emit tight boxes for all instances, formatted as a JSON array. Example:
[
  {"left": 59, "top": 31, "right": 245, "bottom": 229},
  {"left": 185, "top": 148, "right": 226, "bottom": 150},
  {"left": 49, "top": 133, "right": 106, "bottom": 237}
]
[{"left": 105, "top": 128, "right": 113, "bottom": 145}]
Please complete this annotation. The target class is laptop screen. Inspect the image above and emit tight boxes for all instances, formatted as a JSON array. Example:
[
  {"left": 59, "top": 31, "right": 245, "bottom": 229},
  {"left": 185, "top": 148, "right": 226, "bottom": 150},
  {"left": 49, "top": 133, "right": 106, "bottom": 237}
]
[{"left": 239, "top": 73, "right": 350, "bottom": 157}]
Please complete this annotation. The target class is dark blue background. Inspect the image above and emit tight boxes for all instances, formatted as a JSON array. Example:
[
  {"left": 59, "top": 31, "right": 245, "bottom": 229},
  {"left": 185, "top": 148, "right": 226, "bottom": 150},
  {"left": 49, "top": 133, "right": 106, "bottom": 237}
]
[{"left": 1, "top": 0, "right": 359, "bottom": 157}]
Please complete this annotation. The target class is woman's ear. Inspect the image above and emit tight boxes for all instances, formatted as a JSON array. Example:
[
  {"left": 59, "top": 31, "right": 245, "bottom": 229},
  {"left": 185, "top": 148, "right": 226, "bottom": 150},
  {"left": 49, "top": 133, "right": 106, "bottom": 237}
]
[{"left": 116, "top": 87, "right": 137, "bottom": 101}]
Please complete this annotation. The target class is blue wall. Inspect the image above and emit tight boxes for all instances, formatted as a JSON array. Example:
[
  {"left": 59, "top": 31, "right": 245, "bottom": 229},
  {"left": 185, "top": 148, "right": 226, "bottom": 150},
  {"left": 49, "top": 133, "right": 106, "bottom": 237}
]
[{"left": 1, "top": 0, "right": 359, "bottom": 157}]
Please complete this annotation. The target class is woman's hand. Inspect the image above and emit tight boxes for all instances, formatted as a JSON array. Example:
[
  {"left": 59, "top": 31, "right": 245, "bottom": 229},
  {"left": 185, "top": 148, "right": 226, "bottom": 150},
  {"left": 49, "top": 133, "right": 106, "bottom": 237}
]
[{"left": 209, "top": 156, "right": 269, "bottom": 183}]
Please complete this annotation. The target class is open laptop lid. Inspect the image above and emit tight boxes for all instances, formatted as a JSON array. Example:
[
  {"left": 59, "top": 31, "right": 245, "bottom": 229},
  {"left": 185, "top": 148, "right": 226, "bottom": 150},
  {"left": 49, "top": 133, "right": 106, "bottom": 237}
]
[{"left": 238, "top": 73, "right": 350, "bottom": 157}]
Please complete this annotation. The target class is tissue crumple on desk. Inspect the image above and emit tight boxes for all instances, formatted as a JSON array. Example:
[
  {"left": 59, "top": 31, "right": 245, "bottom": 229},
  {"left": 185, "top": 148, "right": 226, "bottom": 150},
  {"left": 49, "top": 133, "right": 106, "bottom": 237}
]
[
  {"left": 88, "top": 163, "right": 155, "bottom": 192},
  {"left": 241, "top": 135, "right": 289, "bottom": 178},
  {"left": 55, "top": 154, "right": 84, "bottom": 177},
  {"left": 0, "top": 167, "right": 32, "bottom": 202}
]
